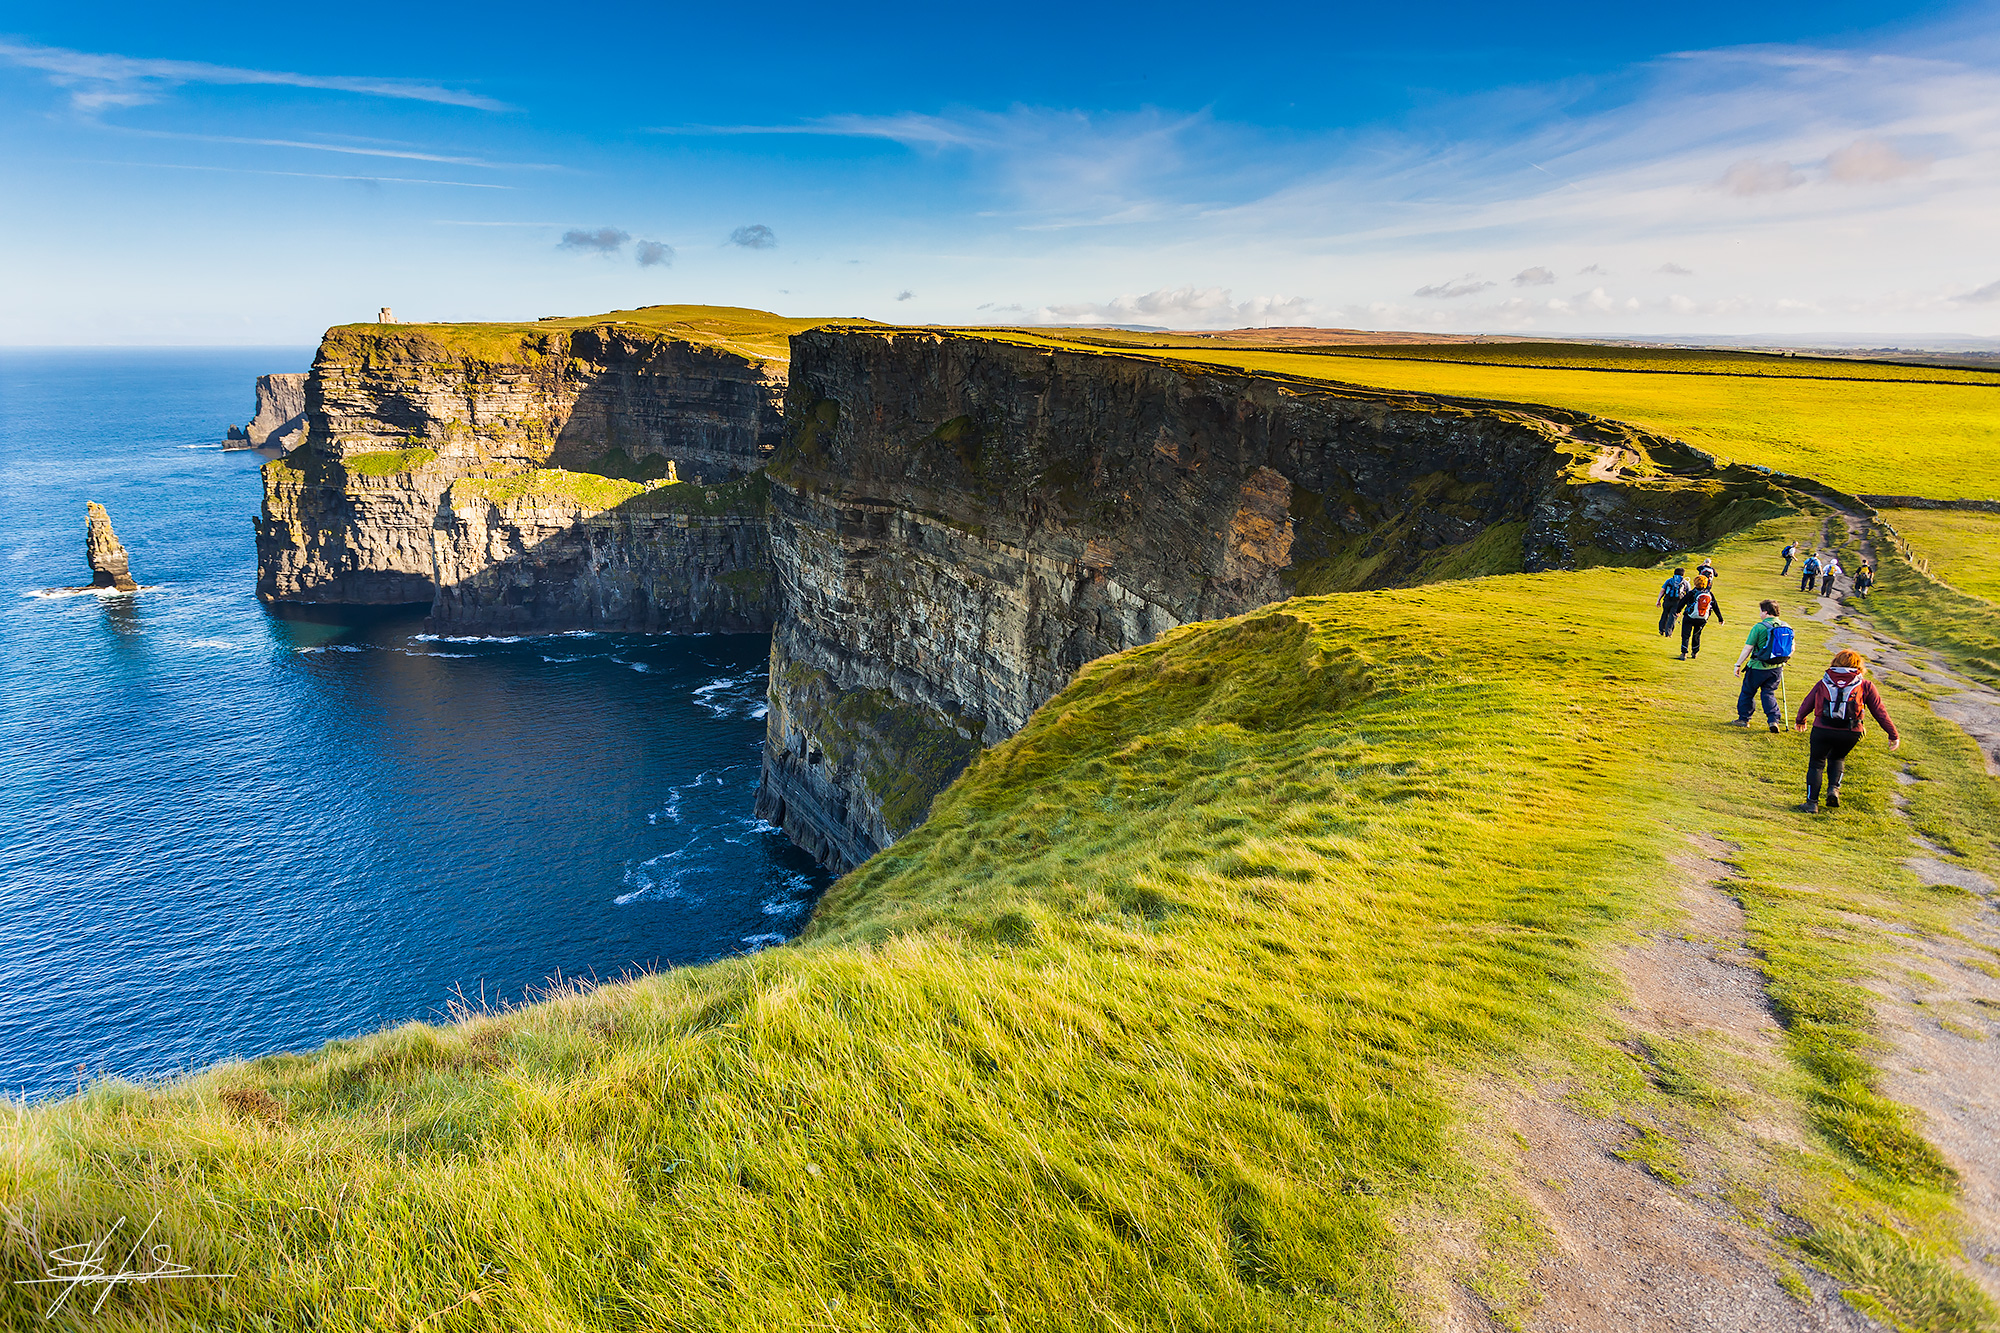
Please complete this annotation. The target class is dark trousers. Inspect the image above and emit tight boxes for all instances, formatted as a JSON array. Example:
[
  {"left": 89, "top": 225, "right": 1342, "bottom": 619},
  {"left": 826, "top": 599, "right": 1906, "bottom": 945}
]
[
  {"left": 1658, "top": 602, "right": 1679, "bottom": 636},
  {"left": 1680, "top": 617, "right": 1707, "bottom": 655},
  {"left": 1821, "top": 574, "right": 1836, "bottom": 596},
  {"left": 1800, "top": 570, "right": 1818, "bottom": 591},
  {"left": 1807, "top": 726, "right": 1864, "bottom": 801},
  {"left": 1783, "top": 555, "right": 1794, "bottom": 574},
  {"left": 1738, "top": 667, "right": 1782, "bottom": 724}
]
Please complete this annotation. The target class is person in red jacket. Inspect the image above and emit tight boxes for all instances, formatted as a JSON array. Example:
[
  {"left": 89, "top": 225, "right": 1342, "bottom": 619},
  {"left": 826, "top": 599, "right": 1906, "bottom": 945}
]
[{"left": 1792, "top": 648, "right": 1900, "bottom": 813}]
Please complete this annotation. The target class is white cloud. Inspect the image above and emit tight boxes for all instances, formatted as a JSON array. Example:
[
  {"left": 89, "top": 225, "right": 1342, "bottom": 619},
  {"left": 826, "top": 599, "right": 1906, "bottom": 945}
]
[
  {"left": 1415, "top": 276, "right": 1495, "bottom": 298},
  {"left": 1513, "top": 266, "right": 1556, "bottom": 286},
  {"left": 1024, "top": 286, "right": 1318, "bottom": 329},
  {"left": 0, "top": 40, "right": 507, "bottom": 112},
  {"left": 1959, "top": 279, "right": 2000, "bottom": 304},
  {"left": 1657, "top": 262, "right": 1693, "bottom": 276},
  {"left": 1823, "top": 135, "right": 1931, "bottom": 183},
  {"left": 1718, "top": 158, "right": 1805, "bottom": 195}
]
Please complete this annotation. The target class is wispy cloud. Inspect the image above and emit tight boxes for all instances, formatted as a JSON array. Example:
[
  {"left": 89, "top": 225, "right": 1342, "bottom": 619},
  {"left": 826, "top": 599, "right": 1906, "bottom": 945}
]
[
  {"left": 730, "top": 224, "right": 777, "bottom": 249},
  {"left": 122, "top": 128, "right": 553, "bottom": 168},
  {"left": 0, "top": 40, "right": 508, "bottom": 112},
  {"left": 635, "top": 240, "right": 674, "bottom": 267},
  {"left": 1513, "top": 266, "right": 1556, "bottom": 286},
  {"left": 85, "top": 160, "right": 509, "bottom": 188},
  {"left": 1415, "top": 276, "right": 1495, "bottom": 299}
]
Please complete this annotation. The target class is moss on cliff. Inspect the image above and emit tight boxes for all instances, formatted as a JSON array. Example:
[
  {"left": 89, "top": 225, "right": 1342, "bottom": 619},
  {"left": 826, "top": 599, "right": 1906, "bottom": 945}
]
[
  {"left": 457, "top": 468, "right": 646, "bottom": 511},
  {"left": 343, "top": 446, "right": 440, "bottom": 478}
]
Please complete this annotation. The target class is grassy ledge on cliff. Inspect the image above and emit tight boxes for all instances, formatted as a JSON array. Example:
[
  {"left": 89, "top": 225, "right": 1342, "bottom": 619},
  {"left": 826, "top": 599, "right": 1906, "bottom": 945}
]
[{"left": 6, "top": 515, "right": 1996, "bottom": 1332}]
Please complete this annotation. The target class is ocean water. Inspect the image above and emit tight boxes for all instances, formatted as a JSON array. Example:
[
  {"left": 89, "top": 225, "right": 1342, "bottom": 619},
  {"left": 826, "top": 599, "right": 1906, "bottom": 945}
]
[{"left": 0, "top": 349, "right": 828, "bottom": 1103}]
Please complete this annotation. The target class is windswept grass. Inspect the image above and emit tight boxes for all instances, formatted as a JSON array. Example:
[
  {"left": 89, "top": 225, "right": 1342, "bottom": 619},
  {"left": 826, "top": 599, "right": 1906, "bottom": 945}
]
[
  {"left": 1876, "top": 507, "right": 2000, "bottom": 603},
  {"left": 4, "top": 517, "right": 1994, "bottom": 1331}
]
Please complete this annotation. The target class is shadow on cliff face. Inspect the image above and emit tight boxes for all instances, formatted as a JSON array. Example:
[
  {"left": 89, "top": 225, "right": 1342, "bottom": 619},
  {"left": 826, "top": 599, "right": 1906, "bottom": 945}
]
[{"left": 753, "top": 329, "right": 1800, "bottom": 873}]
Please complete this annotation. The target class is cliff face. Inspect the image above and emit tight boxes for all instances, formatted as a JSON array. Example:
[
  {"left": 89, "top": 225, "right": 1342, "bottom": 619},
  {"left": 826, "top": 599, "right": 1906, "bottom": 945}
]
[
  {"left": 246, "top": 373, "right": 308, "bottom": 449},
  {"left": 754, "top": 330, "right": 1780, "bottom": 870},
  {"left": 85, "top": 502, "right": 139, "bottom": 591},
  {"left": 428, "top": 474, "right": 775, "bottom": 633},
  {"left": 255, "top": 311, "right": 796, "bottom": 624}
]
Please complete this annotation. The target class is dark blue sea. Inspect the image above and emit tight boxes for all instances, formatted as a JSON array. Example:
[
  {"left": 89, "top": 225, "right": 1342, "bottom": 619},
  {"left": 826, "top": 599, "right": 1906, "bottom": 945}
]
[{"left": 0, "top": 349, "right": 828, "bottom": 1103}]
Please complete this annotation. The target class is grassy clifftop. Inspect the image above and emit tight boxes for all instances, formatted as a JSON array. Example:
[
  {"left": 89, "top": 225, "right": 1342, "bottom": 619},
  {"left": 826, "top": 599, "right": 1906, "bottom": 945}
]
[
  {"left": 873, "top": 327, "right": 1999, "bottom": 502},
  {"left": 7, "top": 516, "right": 1995, "bottom": 1330},
  {"left": 320, "top": 305, "right": 851, "bottom": 371}
]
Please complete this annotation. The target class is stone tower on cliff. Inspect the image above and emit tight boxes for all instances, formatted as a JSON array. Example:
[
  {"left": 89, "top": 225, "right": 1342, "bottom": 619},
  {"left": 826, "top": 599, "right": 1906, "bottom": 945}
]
[{"left": 378, "top": 307, "right": 396, "bottom": 323}]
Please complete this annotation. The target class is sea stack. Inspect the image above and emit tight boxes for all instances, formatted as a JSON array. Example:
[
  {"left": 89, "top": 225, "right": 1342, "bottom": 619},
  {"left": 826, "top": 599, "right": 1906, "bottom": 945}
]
[{"left": 86, "top": 502, "right": 139, "bottom": 590}]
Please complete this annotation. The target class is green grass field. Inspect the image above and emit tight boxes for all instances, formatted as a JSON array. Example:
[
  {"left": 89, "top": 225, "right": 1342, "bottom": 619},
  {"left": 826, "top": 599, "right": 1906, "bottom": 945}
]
[
  {"left": 899, "top": 328, "right": 2000, "bottom": 502},
  {"left": 1136, "top": 348, "right": 2000, "bottom": 502},
  {"left": 7, "top": 517, "right": 1995, "bottom": 1331},
  {"left": 1059, "top": 335, "right": 2000, "bottom": 387},
  {"left": 1877, "top": 508, "right": 2000, "bottom": 602}
]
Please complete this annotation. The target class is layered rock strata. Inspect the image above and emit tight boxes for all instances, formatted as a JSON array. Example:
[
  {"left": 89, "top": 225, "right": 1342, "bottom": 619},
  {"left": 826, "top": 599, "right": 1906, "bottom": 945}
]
[
  {"left": 85, "top": 502, "right": 139, "bottom": 591},
  {"left": 255, "top": 317, "right": 789, "bottom": 625},
  {"left": 754, "top": 329, "right": 1782, "bottom": 870},
  {"left": 245, "top": 373, "right": 308, "bottom": 449}
]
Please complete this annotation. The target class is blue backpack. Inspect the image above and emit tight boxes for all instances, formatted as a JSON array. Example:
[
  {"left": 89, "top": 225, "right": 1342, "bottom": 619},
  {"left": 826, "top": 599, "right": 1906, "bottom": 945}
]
[{"left": 1759, "top": 622, "right": 1795, "bottom": 665}]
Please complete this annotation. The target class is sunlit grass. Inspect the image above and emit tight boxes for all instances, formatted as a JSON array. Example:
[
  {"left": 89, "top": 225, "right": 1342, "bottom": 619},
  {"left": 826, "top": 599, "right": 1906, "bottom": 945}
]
[
  {"left": 5, "top": 518, "right": 1994, "bottom": 1331},
  {"left": 1876, "top": 507, "right": 2000, "bottom": 602}
]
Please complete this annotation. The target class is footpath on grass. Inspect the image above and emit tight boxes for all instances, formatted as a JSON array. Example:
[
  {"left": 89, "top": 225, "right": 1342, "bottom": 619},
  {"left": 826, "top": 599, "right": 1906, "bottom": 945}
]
[{"left": 2, "top": 518, "right": 1998, "bottom": 1333}]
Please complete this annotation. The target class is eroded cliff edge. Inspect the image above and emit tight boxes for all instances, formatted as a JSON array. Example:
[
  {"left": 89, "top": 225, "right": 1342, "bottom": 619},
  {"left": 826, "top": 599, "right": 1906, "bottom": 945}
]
[
  {"left": 255, "top": 307, "right": 812, "bottom": 629},
  {"left": 754, "top": 329, "right": 1783, "bottom": 870}
]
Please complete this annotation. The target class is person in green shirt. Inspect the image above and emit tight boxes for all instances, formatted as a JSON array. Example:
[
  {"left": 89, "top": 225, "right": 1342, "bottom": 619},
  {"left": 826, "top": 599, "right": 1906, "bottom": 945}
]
[{"left": 1730, "top": 600, "right": 1789, "bottom": 731}]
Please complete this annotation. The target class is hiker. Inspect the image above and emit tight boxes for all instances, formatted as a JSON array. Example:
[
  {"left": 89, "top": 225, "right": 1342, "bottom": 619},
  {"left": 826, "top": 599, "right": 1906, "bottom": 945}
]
[
  {"left": 1730, "top": 599, "right": 1794, "bottom": 732},
  {"left": 1697, "top": 557, "right": 1717, "bottom": 583},
  {"left": 1782, "top": 542, "right": 1797, "bottom": 575},
  {"left": 1792, "top": 648, "right": 1899, "bottom": 813},
  {"left": 1656, "top": 567, "right": 1690, "bottom": 637},
  {"left": 1854, "top": 564, "right": 1875, "bottom": 597},
  {"left": 1680, "top": 577, "right": 1723, "bottom": 660},
  {"left": 1820, "top": 555, "right": 1844, "bottom": 598},
  {"left": 1799, "top": 551, "right": 1822, "bottom": 592}
]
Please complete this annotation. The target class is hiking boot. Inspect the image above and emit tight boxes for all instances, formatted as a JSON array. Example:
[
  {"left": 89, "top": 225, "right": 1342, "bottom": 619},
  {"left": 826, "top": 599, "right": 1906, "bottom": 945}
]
[
  {"left": 1798, "top": 800, "right": 1819, "bottom": 813},
  {"left": 1678, "top": 651, "right": 1688, "bottom": 660},
  {"left": 1826, "top": 790, "right": 1841, "bottom": 809},
  {"left": 1728, "top": 718, "right": 1751, "bottom": 727},
  {"left": 1769, "top": 723, "right": 1782, "bottom": 733}
]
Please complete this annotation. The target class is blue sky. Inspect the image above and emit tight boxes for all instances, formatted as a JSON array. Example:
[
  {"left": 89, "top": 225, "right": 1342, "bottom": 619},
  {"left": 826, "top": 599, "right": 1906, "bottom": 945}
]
[{"left": 3, "top": 0, "right": 1997, "bottom": 343}]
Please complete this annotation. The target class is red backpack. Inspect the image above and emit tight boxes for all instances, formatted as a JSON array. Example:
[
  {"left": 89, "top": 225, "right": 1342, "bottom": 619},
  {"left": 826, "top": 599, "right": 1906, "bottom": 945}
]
[{"left": 1687, "top": 590, "right": 1715, "bottom": 620}]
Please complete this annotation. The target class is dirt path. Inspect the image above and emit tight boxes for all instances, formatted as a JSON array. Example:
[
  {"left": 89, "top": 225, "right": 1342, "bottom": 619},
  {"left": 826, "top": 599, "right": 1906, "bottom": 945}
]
[
  {"left": 1511, "top": 841, "right": 1877, "bottom": 1333},
  {"left": 1495, "top": 502, "right": 2000, "bottom": 1330}
]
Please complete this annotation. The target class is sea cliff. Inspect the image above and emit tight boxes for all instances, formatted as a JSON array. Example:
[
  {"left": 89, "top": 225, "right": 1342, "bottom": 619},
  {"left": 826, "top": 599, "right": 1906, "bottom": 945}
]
[
  {"left": 753, "top": 329, "right": 1780, "bottom": 869},
  {"left": 255, "top": 307, "right": 810, "bottom": 626},
  {"left": 257, "top": 311, "right": 1782, "bottom": 871}
]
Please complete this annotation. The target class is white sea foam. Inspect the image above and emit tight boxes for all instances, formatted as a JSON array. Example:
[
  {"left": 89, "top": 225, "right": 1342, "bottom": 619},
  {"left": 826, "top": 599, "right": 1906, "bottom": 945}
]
[
  {"left": 740, "top": 933, "right": 788, "bottom": 951},
  {"left": 414, "top": 632, "right": 529, "bottom": 644},
  {"left": 298, "top": 643, "right": 368, "bottom": 654},
  {"left": 541, "top": 654, "right": 583, "bottom": 664},
  {"left": 24, "top": 585, "right": 148, "bottom": 600}
]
